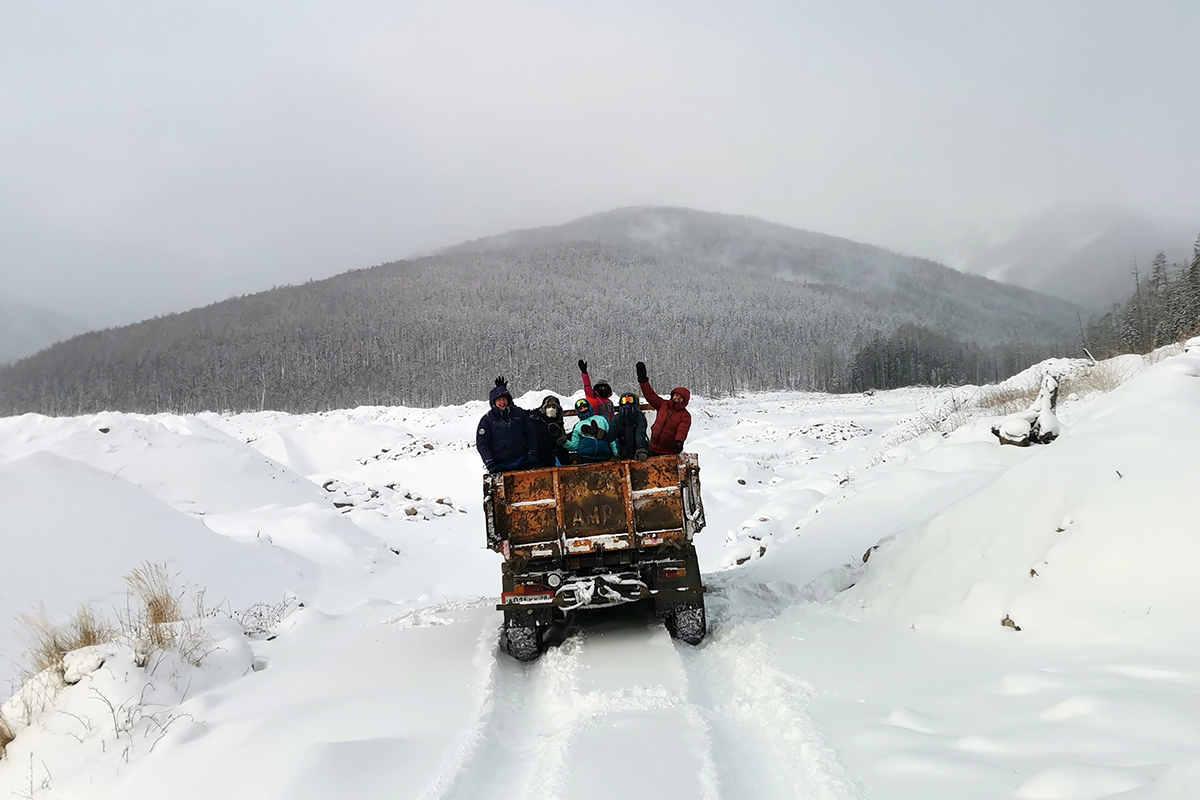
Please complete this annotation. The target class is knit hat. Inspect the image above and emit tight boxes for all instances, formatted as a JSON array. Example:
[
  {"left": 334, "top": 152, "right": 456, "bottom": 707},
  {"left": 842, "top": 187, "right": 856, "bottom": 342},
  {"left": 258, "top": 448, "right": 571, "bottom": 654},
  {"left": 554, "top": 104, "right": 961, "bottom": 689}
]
[{"left": 489, "top": 376, "right": 512, "bottom": 406}]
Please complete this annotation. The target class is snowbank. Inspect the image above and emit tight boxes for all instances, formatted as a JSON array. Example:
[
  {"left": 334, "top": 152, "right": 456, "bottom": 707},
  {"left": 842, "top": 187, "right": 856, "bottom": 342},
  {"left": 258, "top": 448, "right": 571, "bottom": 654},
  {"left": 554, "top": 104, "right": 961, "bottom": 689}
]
[
  {"left": 5, "top": 364, "right": 1200, "bottom": 798},
  {"left": 0, "top": 451, "right": 293, "bottom": 690},
  {"left": 847, "top": 349, "right": 1200, "bottom": 648}
]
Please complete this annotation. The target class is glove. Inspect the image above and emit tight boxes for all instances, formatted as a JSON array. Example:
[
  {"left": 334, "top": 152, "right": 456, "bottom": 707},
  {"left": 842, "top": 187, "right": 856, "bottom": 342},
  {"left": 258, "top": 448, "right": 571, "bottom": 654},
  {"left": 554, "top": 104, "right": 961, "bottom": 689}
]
[
  {"left": 495, "top": 376, "right": 506, "bottom": 388},
  {"left": 635, "top": 448, "right": 649, "bottom": 461},
  {"left": 485, "top": 461, "right": 500, "bottom": 474},
  {"left": 672, "top": 441, "right": 685, "bottom": 454},
  {"left": 578, "top": 359, "right": 588, "bottom": 374},
  {"left": 555, "top": 435, "right": 569, "bottom": 446},
  {"left": 636, "top": 361, "right": 648, "bottom": 384},
  {"left": 582, "top": 422, "right": 599, "bottom": 438},
  {"left": 526, "top": 452, "right": 537, "bottom": 466}
]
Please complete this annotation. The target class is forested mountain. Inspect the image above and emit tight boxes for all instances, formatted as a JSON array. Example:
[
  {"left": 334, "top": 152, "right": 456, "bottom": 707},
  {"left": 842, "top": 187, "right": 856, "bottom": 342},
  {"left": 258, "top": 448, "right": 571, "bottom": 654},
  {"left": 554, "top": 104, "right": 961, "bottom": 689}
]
[
  {"left": 0, "top": 208, "right": 1081, "bottom": 415},
  {"left": 0, "top": 297, "right": 88, "bottom": 365},
  {"left": 959, "top": 205, "right": 1195, "bottom": 310}
]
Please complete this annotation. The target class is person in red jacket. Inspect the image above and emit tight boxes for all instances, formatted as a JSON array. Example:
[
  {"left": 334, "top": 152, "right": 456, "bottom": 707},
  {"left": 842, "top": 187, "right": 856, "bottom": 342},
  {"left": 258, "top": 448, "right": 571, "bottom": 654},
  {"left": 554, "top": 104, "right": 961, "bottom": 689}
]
[
  {"left": 636, "top": 361, "right": 692, "bottom": 455},
  {"left": 577, "top": 359, "right": 615, "bottom": 421}
]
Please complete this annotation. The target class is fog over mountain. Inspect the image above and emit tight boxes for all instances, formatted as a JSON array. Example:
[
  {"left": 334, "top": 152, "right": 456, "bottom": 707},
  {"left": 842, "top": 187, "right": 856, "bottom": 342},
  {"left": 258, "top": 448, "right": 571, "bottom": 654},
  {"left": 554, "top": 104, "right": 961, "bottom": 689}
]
[
  {"left": 2, "top": 4, "right": 1198, "bottom": 329},
  {"left": 0, "top": 297, "right": 89, "bottom": 365},
  {"left": 955, "top": 205, "right": 1197, "bottom": 310},
  {"left": 0, "top": 208, "right": 1080, "bottom": 415}
]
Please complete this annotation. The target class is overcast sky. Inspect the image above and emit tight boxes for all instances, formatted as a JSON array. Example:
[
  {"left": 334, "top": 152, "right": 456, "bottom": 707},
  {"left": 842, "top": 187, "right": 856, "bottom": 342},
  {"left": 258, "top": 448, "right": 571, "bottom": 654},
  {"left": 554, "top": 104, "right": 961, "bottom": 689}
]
[{"left": 3, "top": 1, "right": 1199, "bottom": 325}]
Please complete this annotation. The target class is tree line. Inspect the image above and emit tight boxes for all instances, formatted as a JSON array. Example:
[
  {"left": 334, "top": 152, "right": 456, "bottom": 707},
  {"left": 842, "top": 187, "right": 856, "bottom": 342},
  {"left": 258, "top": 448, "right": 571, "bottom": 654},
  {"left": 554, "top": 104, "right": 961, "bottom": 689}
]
[
  {"left": 1084, "top": 235, "right": 1200, "bottom": 357},
  {"left": 843, "top": 324, "right": 1069, "bottom": 392}
]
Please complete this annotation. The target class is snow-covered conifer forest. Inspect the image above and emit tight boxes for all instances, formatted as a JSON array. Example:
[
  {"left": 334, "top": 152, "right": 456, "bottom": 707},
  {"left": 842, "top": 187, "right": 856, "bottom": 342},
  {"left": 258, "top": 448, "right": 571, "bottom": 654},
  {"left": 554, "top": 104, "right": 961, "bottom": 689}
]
[{"left": 0, "top": 208, "right": 1083, "bottom": 415}]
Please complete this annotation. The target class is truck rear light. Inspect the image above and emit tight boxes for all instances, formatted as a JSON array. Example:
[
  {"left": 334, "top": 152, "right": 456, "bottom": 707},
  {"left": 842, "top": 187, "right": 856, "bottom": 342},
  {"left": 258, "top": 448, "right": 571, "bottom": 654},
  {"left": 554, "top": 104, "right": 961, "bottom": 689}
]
[
  {"left": 659, "top": 567, "right": 687, "bottom": 579},
  {"left": 513, "top": 584, "right": 550, "bottom": 595}
]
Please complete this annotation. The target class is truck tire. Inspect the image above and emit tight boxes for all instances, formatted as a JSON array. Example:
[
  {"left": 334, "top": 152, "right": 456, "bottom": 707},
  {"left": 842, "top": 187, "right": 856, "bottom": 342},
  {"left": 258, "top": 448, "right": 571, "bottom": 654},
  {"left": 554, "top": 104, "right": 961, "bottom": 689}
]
[
  {"left": 504, "top": 623, "right": 542, "bottom": 662},
  {"left": 666, "top": 602, "right": 707, "bottom": 645}
]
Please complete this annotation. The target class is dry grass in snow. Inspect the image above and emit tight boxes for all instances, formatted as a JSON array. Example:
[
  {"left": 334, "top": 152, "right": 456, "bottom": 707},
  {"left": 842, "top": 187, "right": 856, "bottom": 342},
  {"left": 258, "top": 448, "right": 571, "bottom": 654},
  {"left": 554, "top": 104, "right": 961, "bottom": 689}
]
[
  {"left": 18, "top": 605, "right": 116, "bottom": 680},
  {"left": 0, "top": 709, "right": 12, "bottom": 760},
  {"left": 1060, "top": 359, "right": 1137, "bottom": 397},
  {"left": 971, "top": 383, "right": 1041, "bottom": 415},
  {"left": 17, "top": 562, "right": 212, "bottom": 694},
  {"left": 120, "top": 562, "right": 210, "bottom": 667}
]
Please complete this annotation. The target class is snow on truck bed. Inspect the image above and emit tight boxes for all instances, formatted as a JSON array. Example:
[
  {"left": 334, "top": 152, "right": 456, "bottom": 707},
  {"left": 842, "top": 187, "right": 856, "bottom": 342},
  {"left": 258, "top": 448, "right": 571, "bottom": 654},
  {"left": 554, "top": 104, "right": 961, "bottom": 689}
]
[{"left": 2, "top": 352, "right": 1200, "bottom": 799}]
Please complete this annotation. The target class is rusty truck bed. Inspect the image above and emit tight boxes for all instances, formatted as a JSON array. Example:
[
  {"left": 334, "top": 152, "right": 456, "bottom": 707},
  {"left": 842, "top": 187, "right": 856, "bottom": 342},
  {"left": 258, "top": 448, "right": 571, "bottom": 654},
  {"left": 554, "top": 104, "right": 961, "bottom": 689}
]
[{"left": 484, "top": 454, "right": 705, "bottom": 561}]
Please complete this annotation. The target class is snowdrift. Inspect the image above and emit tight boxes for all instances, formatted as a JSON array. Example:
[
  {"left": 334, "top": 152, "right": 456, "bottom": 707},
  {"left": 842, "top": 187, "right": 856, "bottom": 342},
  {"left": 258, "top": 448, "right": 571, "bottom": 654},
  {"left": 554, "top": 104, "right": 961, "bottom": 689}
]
[
  {"left": 847, "top": 350, "right": 1200, "bottom": 648},
  {"left": 4, "top": 351, "right": 1200, "bottom": 799}
]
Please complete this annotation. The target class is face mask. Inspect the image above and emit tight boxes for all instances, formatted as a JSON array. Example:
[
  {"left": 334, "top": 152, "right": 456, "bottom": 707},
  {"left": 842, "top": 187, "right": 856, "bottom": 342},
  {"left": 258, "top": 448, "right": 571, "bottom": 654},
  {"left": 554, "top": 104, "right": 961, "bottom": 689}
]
[{"left": 546, "top": 407, "right": 559, "bottom": 418}]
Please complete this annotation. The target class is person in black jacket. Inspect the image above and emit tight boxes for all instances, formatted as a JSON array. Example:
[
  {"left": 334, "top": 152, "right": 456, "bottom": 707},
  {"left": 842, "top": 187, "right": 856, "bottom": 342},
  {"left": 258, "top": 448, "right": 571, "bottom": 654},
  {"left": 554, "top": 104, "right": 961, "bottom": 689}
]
[
  {"left": 608, "top": 392, "right": 650, "bottom": 461},
  {"left": 476, "top": 377, "right": 537, "bottom": 474},
  {"left": 527, "top": 395, "right": 571, "bottom": 467}
]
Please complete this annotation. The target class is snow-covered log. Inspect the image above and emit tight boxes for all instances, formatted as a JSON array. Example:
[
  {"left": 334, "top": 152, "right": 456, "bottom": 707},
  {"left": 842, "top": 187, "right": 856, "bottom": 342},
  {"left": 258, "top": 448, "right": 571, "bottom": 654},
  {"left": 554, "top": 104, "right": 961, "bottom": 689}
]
[{"left": 992, "top": 372, "right": 1061, "bottom": 446}]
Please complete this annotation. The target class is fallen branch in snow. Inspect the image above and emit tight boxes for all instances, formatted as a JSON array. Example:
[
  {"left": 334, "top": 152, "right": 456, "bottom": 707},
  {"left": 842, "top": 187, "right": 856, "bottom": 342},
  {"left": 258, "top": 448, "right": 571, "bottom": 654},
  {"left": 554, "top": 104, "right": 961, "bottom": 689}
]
[{"left": 992, "top": 372, "right": 1061, "bottom": 447}]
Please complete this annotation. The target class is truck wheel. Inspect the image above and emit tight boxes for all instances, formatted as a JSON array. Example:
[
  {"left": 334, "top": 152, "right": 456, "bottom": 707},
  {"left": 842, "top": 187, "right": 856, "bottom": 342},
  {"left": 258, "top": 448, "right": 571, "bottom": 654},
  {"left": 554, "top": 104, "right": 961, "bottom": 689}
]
[
  {"left": 504, "top": 624, "right": 542, "bottom": 662},
  {"left": 667, "top": 603, "right": 707, "bottom": 645}
]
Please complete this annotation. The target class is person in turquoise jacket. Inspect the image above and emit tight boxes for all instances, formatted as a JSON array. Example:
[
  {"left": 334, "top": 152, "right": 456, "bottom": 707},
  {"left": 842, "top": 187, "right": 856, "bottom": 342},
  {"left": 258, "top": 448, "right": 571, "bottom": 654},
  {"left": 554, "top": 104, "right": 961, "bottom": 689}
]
[{"left": 564, "top": 398, "right": 618, "bottom": 463}]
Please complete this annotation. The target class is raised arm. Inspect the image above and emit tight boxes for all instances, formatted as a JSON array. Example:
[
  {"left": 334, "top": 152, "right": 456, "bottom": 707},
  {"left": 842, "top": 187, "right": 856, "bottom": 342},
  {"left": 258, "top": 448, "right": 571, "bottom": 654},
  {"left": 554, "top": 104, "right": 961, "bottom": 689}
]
[
  {"left": 636, "top": 361, "right": 664, "bottom": 409},
  {"left": 579, "top": 359, "right": 599, "bottom": 406}
]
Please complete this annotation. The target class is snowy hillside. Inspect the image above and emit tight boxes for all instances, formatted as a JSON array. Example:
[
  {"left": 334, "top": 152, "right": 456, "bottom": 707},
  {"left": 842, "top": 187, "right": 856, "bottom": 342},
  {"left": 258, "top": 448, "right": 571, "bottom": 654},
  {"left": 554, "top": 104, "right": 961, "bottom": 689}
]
[
  {"left": 0, "top": 207, "right": 1081, "bottom": 416},
  {"left": 3, "top": 346, "right": 1200, "bottom": 798}
]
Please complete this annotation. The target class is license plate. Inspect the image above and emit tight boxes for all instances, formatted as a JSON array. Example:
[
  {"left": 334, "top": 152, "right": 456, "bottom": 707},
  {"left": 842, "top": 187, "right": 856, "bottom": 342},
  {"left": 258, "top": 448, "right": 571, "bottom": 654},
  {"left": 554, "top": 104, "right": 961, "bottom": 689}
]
[{"left": 502, "top": 592, "right": 554, "bottom": 605}]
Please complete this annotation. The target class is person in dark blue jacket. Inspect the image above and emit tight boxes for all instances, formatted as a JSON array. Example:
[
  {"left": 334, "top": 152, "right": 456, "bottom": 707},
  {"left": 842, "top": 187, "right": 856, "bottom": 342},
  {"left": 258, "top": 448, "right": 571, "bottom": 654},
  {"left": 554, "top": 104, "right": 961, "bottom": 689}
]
[{"left": 476, "top": 377, "right": 537, "bottom": 474}]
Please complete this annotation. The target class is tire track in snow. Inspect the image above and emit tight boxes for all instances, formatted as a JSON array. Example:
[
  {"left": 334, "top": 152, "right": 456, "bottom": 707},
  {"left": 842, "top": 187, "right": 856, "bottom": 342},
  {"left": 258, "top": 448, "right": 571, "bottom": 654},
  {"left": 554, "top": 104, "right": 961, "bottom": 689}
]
[
  {"left": 556, "top": 627, "right": 723, "bottom": 800},
  {"left": 423, "top": 596, "right": 859, "bottom": 800},
  {"left": 428, "top": 615, "right": 726, "bottom": 800},
  {"left": 421, "top": 619, "right": 583, "bottom": 800},
  {"left": 678, "top": 602, "right": 865, "bottom": 800}
]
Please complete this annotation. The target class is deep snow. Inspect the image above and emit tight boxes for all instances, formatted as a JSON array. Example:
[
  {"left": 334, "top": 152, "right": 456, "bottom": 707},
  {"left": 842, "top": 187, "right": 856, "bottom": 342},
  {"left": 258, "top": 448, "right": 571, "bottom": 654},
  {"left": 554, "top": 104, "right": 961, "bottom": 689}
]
[{"left": 2, "top": 350, "right": 1199, "bottom": 799}]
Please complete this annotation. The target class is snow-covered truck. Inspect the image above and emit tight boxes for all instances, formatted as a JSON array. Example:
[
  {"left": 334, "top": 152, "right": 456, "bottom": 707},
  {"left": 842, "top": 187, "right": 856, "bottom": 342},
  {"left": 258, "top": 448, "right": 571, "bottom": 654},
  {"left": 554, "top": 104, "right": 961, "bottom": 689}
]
[{"left": 483, "top": 454, "right": 708, "bottom": 661}]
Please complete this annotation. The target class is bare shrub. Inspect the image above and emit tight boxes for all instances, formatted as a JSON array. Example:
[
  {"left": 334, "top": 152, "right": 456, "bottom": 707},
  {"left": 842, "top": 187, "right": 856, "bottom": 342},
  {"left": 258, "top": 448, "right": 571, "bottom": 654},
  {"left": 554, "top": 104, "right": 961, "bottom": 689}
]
[
  {"left": 18, "top": 606, "right": 116, "bottom": 679},
  {"left": 0, "top": 709, "right": 13, "bottom": 760},
  {"left": 234, "top": 598, "right": 296, "bottom": 637},
  {"left": 885, "top": 391, "right": 972, "bottom": 449},
  {"left": 1147, "top": 343, "right": 1185, "bottom": 365}
]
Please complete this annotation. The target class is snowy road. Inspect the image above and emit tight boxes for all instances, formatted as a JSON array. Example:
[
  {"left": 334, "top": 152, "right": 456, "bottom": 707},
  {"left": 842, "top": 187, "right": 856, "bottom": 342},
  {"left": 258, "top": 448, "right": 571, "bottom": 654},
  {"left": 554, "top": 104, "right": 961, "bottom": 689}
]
[{"left": 4, "top": 350, "right": 1200, "bottom": 798}]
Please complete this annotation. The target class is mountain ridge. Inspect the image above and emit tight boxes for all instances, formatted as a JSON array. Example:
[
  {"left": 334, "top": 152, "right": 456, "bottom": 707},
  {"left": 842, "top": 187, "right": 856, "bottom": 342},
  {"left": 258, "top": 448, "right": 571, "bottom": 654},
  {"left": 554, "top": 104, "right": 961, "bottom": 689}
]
[{"left": 0, "top": 207, "right": 1079, "bottom": 415}]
